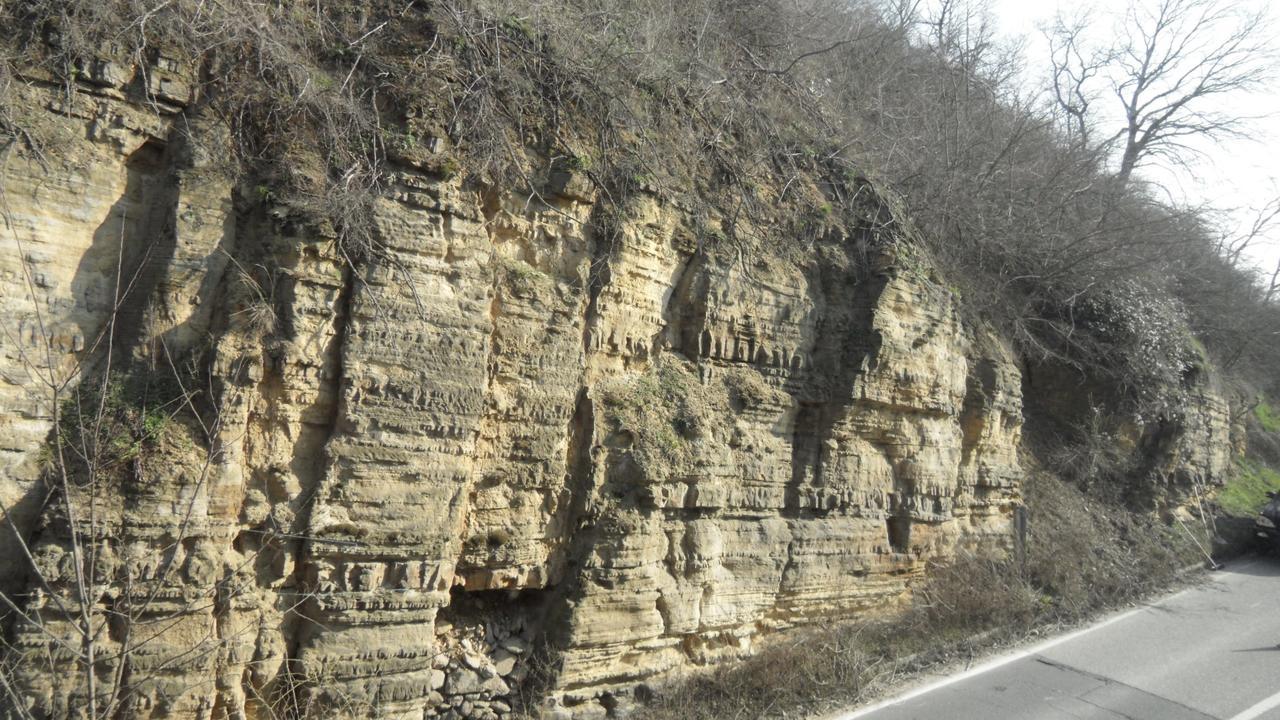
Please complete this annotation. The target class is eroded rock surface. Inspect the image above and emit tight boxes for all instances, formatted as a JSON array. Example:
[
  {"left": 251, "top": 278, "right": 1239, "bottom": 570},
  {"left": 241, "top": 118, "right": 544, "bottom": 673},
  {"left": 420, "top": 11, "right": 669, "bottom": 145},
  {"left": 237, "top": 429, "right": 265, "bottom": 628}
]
[{"left": 0, "top": 66, "right": 1221, "bottom": 720}]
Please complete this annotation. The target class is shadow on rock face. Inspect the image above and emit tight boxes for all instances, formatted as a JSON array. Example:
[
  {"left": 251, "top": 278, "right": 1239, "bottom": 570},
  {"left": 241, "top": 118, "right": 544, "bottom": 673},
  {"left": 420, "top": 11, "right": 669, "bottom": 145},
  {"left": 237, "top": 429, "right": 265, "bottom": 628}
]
[{"left": 70, "top": 137, "right": 179, "bottom": 369}]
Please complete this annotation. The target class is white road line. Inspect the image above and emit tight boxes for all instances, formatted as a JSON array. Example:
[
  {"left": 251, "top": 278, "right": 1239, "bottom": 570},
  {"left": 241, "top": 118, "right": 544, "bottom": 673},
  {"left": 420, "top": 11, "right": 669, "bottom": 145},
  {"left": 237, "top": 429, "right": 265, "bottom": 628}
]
[
  {"left": 833, "top": 590, "right": 1195, "bottom": 720},
  {"left": 1228, "top": 689, "right": 1280, "bottom": 720}
]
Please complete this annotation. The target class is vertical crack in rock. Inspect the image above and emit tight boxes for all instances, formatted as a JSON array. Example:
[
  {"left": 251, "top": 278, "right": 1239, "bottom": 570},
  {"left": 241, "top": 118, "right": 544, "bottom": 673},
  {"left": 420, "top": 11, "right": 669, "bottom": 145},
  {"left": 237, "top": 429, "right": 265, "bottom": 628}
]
[
  {"left": 280, "top": 256, "right": 357, "bottom": 710},
  {"left": 529, "top": 197, "right": 617, "bottom": 705},
  {"left": 655, "top": 229, "right": 705, "bottom": 361}
]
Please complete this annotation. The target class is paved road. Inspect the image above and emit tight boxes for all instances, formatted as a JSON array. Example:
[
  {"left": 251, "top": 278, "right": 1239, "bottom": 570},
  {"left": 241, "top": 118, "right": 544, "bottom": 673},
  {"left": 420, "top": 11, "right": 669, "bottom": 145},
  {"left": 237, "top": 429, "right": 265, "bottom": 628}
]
[{"left": 839, "top": 556, "right": 1280, "bottom": 720}]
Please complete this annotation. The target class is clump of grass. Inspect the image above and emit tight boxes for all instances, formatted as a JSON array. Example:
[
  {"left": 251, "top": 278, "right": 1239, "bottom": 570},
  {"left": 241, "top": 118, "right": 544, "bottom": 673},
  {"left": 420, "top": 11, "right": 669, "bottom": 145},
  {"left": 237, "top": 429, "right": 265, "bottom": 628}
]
[
  {"left": 487, "top": 527, "right": 514, "bottom": 548},
  {"left": 229, "top": 261, "right": 280, "bottom": 338},
  {"left": 722, "top": 367, "right": 777, "bottom": 412},
  {"left": 52, "top": 377, "right": 181, "bottom": 472},
  {"left": 1218, "top": 459, "right": 1280, "bottom": 517},
  {"left": 598, "top": 356, "right": 721, "bottom": 478},
  {"left": 498, "top": 256, "right": 551, "bottom": 297}
]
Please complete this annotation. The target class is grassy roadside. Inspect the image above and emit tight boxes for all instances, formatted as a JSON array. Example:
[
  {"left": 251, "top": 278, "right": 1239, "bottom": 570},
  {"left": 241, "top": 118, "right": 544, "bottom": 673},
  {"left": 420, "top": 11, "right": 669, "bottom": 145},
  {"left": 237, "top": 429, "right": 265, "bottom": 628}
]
[
  {"left": 1217, "top": 403, "right": 1280, "bottom": 519},
  {"left": 631, "top": 470, "right": 1212, "bottom": 720},
  {"left": 1219, "top": 460, "right": 1280, "bottom": 518}
]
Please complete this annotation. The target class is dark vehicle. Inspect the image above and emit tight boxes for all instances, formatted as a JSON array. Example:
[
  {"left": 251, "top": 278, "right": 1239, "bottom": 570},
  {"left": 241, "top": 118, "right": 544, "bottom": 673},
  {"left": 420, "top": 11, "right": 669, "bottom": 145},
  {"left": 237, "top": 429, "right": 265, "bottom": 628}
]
[{"left": 1256, "top": 491, "right": 1280, "bottom": 552}]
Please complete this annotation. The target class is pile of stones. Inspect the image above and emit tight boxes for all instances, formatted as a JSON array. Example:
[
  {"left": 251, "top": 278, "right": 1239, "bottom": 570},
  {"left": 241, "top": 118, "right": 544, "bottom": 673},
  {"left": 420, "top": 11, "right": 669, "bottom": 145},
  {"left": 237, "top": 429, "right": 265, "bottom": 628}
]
[{"left": 426, "top": 616, "right": 535, "bottom": 719}]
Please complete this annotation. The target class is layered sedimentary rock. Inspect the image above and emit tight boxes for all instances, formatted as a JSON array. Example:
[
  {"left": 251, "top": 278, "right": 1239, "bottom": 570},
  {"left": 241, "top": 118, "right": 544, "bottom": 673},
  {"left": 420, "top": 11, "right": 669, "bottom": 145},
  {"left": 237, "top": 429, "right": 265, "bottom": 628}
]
[
  {"left": 0, "top": 59, "right": 1216, "bottom": 720},
  {"left": 1024, "top": 354, "right": 1235, "bottom": 513},
  {"left": 1142, "top": 376, "right": 1235, "bottom": 511}
]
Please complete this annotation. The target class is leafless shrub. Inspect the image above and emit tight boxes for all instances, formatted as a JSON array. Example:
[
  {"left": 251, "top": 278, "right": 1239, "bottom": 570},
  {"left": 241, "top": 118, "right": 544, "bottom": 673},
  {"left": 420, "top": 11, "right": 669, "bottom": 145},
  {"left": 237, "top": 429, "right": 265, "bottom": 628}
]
[
  {"left": 0, "top": 254, "right": 238, "bottom": 718},
  {"left": 911, "top": 554, "right": 1040, "bottom": 636}
]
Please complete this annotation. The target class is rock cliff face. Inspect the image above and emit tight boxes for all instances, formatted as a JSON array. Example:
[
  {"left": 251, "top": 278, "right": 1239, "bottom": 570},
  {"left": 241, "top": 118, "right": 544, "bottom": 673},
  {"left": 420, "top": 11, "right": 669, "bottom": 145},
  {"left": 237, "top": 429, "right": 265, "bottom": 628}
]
[
  {"left": 0, "top": 64, "right": 1217, "bottom": 720},
  {"left": 1024, "top": 357, "right": 1234, "bottom": 514}
]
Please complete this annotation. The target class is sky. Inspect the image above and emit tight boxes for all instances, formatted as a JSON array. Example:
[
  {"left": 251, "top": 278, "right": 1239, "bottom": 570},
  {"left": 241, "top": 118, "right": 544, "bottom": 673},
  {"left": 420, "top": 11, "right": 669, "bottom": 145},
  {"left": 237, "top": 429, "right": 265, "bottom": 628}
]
[{"left": 985, "top": 0, "right": 1280, "bottom": 278}]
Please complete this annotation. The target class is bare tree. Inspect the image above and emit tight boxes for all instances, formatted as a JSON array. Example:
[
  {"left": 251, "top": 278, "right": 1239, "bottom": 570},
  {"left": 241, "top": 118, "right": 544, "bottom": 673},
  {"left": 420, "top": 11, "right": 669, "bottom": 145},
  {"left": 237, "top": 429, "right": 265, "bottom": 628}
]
[
  {"left": 1218, "top": 196, "right": 1280, "bottom": 269},
  {"left": 1049, "top": 0, "right": 1274, "bottom": 190},
  {"left": 1046, "top": 14, "right": 1111, "bottom": 151},
  {"left": 925, "top": 0, "right": 999, "bottom": 72}
]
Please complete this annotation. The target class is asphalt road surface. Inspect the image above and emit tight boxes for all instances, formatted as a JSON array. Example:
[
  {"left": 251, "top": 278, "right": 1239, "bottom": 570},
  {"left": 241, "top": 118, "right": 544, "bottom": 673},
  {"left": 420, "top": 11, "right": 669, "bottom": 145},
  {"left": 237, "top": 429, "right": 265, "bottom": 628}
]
[{"left": 838, "top": 556, "right": 1280, "bottom": 720}]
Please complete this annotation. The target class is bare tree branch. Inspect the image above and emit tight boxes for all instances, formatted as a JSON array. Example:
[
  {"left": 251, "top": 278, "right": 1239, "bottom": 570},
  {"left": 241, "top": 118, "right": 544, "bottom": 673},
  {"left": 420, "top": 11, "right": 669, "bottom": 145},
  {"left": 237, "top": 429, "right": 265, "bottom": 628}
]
[{"left": 1050, "top": 0, "right": 1274, "bottom": 190}]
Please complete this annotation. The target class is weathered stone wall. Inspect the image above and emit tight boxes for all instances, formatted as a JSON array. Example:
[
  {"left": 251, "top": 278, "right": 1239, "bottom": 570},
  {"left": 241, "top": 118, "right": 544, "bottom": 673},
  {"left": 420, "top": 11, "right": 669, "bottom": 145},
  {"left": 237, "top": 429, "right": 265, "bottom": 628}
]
[{"left": 0, "top": 65, "right": 1221, "bottom": 720}]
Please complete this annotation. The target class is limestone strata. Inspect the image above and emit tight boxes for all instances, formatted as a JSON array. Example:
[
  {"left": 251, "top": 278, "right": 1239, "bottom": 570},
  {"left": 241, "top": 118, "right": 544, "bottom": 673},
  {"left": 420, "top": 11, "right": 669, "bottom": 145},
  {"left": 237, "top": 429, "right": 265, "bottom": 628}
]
[
  {"left": 0, "top": 66, "right": 1199, "bottom": 720},
  {"left": 1142, "top": 378, "right": 1234, "bottom": 510}
]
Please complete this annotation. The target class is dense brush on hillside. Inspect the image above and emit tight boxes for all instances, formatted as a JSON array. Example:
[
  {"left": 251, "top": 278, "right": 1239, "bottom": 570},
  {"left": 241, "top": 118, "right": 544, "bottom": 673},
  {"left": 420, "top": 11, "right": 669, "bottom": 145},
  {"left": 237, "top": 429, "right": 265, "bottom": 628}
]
[{"left": 4, "top": 0, "right": 1275, "bottom": 406}]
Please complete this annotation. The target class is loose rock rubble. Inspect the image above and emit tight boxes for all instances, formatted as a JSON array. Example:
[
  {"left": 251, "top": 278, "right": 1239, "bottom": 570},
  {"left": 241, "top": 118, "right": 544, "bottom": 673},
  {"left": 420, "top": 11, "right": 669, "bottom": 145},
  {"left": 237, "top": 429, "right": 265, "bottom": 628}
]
[{"left": 426, "top": 595, "right": 539, "bottom": 718}]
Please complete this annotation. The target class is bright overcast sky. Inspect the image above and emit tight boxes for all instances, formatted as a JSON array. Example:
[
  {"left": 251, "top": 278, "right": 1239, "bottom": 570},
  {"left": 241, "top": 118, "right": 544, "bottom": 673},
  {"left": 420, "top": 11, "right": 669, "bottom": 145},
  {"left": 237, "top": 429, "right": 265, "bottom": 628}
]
[{"left": 986, "top": 0, "right": 1280, "bottom": 277}]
